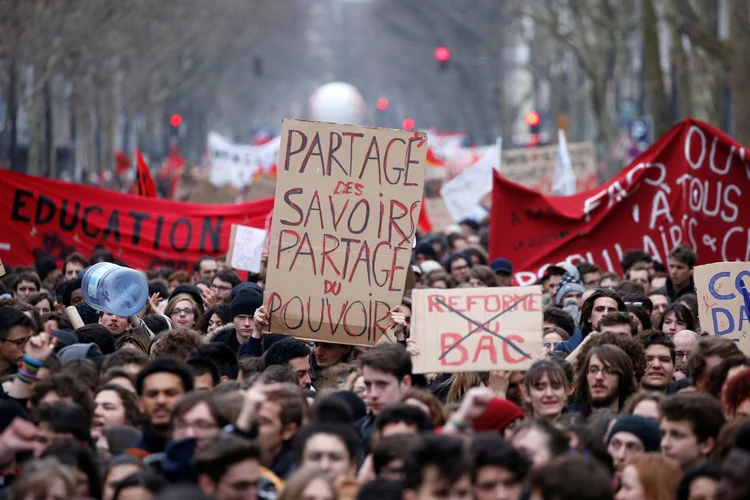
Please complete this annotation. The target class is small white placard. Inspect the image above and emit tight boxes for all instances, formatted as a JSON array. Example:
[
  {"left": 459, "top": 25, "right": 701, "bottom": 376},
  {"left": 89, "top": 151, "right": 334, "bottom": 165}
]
[{"left": 227, "top": 224, "right": 267, "bottom": 273}]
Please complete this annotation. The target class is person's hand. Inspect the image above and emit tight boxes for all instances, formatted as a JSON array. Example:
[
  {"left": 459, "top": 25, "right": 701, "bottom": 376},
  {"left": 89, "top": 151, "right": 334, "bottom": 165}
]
[
  {"left": 673, "top": 371, "right": 687, "bottom": 381},
  {"left": 235, "top": 382, "right": 286, "bottom": 432},
  {"left": 147, "top": 292, "right": 162, "bottom": 313},
  {"left": 488, "top": 371, "right": 511, "bottom": 399},
  {"left": 536, "top": 346, "right": 549, "bottom": 361},
  {"left": 23, "top": 331, "right": 56, "bottom": 364},
  {"left": 406, "top": 338, "right": 421, "bottom": 357},
  {"left": 356, "top": 454, "right": 375, "bottom": 482},
  {"left": 452, "top": 386, "right": 495, "bottom": 427},
  {"left": 201, "top": 288, "right": 219, "bottom": 309},
  {"left": 253, "top": 305, "right": 270, "bottom": 334},
  {"left": 390, "top": 306, "right": 410, "bottom": 340},
  {"left": 0, "top": 418, "right": 37, "bottom": 466}
]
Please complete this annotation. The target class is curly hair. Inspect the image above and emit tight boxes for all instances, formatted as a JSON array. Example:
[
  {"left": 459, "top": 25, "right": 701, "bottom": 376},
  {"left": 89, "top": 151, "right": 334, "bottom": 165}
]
[
  {"left": 95, "top": 383, "right": 142, "bottom": 427},
  {"left": 149, "top": 327, "right": 204, "bottom": 360},
  {"left": 30, "top": 372, "right": 95, "bottom": 420}
]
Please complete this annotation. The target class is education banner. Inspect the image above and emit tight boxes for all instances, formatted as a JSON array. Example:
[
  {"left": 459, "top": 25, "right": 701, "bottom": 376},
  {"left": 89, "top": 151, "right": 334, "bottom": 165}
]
[
  {"left": 0, "top": 170, "right": 273, "bottom": 272},
  {"left": 264, "top": 119, "right": 427, "bottom": 346}
]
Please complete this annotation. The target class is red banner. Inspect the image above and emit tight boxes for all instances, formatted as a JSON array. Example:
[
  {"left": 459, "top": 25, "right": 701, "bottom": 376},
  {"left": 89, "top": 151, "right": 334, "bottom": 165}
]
[
  {"left": 0, "top": 170, "right": 273, "bottom": 272},
  {"left": 490, "top": 118, "right": 750, "bottom": 285}
]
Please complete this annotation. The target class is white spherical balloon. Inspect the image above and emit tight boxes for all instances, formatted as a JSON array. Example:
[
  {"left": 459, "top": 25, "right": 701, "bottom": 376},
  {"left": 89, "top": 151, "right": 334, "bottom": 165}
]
[{"left": 309, "top": 82, "right": 366, "bottom": 125}]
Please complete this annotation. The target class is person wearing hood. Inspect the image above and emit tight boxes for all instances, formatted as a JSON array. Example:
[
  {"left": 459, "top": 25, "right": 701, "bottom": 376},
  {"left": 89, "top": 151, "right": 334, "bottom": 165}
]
[{"left": 210, "top": 288, "right": 263, "bottom": 354}]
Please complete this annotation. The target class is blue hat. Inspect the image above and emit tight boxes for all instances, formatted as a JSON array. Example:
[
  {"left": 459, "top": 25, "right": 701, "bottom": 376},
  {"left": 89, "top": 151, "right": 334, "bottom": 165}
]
[
  {"left": 555, "top": 273, "right": 586, "bottom": 305},
  {"left": 51, "top": 329, "right": 78, "bottom": 348},
  {"left": 490, "top": 257, "right": 513, "bottom": 275}
]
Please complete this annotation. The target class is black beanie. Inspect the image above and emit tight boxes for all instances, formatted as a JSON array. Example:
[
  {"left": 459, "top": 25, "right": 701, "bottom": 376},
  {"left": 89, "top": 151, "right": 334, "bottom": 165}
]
[
  {"left": 607, "top": 415, "right": 661, "bottom": 452},
  {"left": 231, "top": 289, "right": 263, "bottom": 320}
]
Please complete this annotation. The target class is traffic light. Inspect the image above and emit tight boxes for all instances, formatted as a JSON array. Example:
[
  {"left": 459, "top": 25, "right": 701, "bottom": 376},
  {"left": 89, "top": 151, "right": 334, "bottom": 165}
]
[
  {"left": 525, "top": 111, "right": 540, "bottom": 132},
  {"left": 435, "top": 47, "right": 451, "bottom": 72},
  {"left": 170, "top": 114, "right": 183, "bottom": 128}
]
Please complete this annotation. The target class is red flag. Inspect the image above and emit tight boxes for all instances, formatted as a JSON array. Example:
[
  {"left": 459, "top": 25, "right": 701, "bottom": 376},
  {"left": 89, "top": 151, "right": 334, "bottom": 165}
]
[
  {"left": 418, "top": 196, "right": 432, "bottom": 233},
  {"left": 115, "top": 151, "right": 131, "bottom": 175},
  {"left": 489, "top": 118, "right": 749, "bottom": 285},
  {"left": 136, "top": 149, "right": 157, "bottom": 198}
]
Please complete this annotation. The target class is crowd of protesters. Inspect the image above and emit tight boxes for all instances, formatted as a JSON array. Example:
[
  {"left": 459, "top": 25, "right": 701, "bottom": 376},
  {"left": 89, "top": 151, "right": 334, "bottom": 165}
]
[{"left": 0, "top": 219, "right": 749, "bottom": 500}]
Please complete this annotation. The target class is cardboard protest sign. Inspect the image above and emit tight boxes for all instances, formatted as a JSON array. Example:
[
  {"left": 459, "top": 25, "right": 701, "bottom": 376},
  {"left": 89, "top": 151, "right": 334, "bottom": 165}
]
[
  {"left": 694, "top": 262, "right": 750, "bottom": 354},
  {"left": 264, "top": 119, "right": 427, "bottom": 346},
  {"left": 226, "top": 224, "right": 267, "bottom": 273},
  {"left": 410, "top": 286, "right": 543, "bottom": 374}
]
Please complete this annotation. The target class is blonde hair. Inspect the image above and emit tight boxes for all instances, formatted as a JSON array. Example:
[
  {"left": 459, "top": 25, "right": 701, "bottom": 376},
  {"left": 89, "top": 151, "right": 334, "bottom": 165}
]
[
  {"left": 164, "top": 293, "right": 204, "bottom": 328},
  {"left": 625, "top": 453, "right": 681, "bottom": 500},
  {"left": 10, "top": 458, "right": 76, "bottom": 500},
  {"left": 278, "top": 467, "right": 337, "bottom": 500}
]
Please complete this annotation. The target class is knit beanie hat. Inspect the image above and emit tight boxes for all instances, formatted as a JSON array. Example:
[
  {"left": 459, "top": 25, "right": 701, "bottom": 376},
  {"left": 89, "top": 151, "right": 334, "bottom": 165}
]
[
  {"left": 231, "top": 289, "right": 264, "bottom": 320},
  {"left": 607, "top": 415, "right": 661, "bottom": 452},
  {"left": 472, "top": 398, "right": 524, "bottom": 433},
  {"left": 555, "top": 272, "right": 586, "bottom": 305}
]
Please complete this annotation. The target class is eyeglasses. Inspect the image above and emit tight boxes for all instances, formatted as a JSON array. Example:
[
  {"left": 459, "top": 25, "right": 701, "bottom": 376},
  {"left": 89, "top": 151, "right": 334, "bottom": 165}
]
[
  {"left": 211, "top": 284, "right": 232, "bottom": 292},
  {"left": 172, "top": 307, "right": 194, "bottom": 316},
  {"left": 0, "top": 336, "right": 31, "bottom": 347},
  {"left": 587, "top": 366, "right": 617, "bottom": 377},
  {"left": 675, "top": 351, "right": 690, "bottom": 359}
]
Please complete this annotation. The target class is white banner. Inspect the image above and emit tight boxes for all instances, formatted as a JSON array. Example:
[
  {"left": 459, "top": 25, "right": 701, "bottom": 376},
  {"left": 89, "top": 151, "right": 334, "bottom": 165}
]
[
  {"left": 207, "top": 132, "right": 280, "bottom": 189},
  {"left": 439, "top": 143, "right": 499, "bottom": 222}
]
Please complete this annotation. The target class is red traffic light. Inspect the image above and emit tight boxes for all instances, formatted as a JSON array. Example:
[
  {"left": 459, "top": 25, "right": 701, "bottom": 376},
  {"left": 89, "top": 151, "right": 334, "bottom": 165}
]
[
  {"left": 434, "top": 47, "right": 451, "bottom": 62},
  {"left": 376, "top": 98, "right": 389, "bottom": 111},
  {"left": 170, "top": 114, "right": 183, "bottom": 127},
  {"left": 402, "top": 118, "right": 415, "bottom": 131},
  {"left": 525, "top": 111, "right": 540, "bottom": 127}
]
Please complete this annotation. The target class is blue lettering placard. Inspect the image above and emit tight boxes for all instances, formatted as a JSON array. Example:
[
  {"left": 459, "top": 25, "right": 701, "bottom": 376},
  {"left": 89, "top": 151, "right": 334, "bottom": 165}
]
[{"left": 694, "top": 262, "right": 750, "bottom": 354}]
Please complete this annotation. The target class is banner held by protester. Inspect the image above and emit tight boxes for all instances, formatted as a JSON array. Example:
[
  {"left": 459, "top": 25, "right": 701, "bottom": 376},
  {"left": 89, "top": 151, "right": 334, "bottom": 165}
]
[
  {"left": 264, "top": 119, "right": 427, "bottom": 346},
  {"left": 410, "top": 286, "right": 543, "bottom": 374},
  {"left": 490, "top": 118, "right": 750, "bottom": 285},
  {"left": 0, "top": 170, "right": 273, "bottom": 271},
  {"left": 694, "top": 262, "right": 750, "bottom": 354}
]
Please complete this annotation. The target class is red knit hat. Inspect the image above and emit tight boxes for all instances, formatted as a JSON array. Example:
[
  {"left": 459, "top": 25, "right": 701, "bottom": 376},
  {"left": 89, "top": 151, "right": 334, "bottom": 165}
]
[{"left": 471, "top": 398, "right": 524, "bottom": 432}]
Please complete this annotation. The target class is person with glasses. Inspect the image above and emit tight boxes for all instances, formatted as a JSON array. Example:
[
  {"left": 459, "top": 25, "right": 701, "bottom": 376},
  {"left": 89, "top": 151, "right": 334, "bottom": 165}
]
[
  {"left": 672, "top": 329, "right": 699, "bottom": 380},
  {"left": 569, "top": 344, "right": 637, "bottom": 417},
  {"left": 171, "top": 391, "right": 227, "bottom": 443},
  {"left": 164, "top": 293, "right": 203, "bottom": 330},
  {"left": 211, "top": 270, "right": 241, "bottom": 304},
  {"left": 0, "top": 306, "right": 37, "bottom": 378}
]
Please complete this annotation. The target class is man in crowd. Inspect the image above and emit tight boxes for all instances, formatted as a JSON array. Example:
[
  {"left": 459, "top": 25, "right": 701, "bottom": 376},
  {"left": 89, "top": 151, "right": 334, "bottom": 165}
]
[
  {"left": 0, "top": 308, "right": 36, "bottom": 378},
  {"left": 195, "top": 435, "right": 263, "bottom": 500},
  {"left": 660, "top": 392, "right": 725, "bottom": 469},
  {"left": 716, "top": 424, "right": 750, "bottom": 500},
  {"left": 212, "top": 288, "right": 263, "bottom": 354},
  {"left": 402, "top": 434, "right": 473, "bottom": 500},
  {"left": 471, "top": 434, "right": 529, "bottom": 500},
  {"left": 577, "top": 262, "right": 601, "bottom": 289},
  {"left": 62, "top": 253, "right": 89, "bottom": 280},
  {"left": 193, "top": 256, "right": 218, "bottom": 282},
  {"left": 626, "top": 265, "right": 651, "bottom": 293},
  {"left": 648, "top": 290, "right": 670, "bottom": 326},
  {"left": 661, "top": 245, "right": 697, "bottom": 302},
  {"left": 294, "top": 423, "right": 361, "bottom": 480},
  {"left": 672, "top": 329, "right": 699, "bottom": 379},
  {"left": 130, "top": 357, "right": 194, "bottom": 455},
  {"left": 489, "top": 258, "right": 514, "bottom": 287},
  {"left": 263, "top": 338, "right": 312, "bottom": 388},
  {"left": 640, "top": 331, "right": 676, "bottom": 392},
  {"left": 554, "top": 289, "right": 626, "bottom": 354},
  {"left": 598, "top": 312, "right": 637, "bottom": 337},
  {"left": 606, "top": 415, "right": 661, "bottom": 486},
  {"left": 359, "top": 344, "right": 413, "bottom": 451},
  {"left": 571, "top": 344, "right": 637, "bottom": 416},
  {"left": 211, "top": 269, "right": 241, "bottom": 304},
  {"left": 12, "top": 274, "right": 39, "bottom": 302}
]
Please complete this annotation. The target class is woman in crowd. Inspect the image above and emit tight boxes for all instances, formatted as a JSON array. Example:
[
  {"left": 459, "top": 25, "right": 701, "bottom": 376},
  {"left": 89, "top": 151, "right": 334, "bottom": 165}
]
[
  {"left": 28, "top": 291, "right": 55, "bottom": 315},
  {"left": 468, "top": 265, "right": 498, "bottom": 288},
  {"left": 199, "top": 304, "right": 231, "bottom": 335},
  {"left": 615, "top": 453, "right": 681, "bottom": 500},
  {"left": 658, "top": 303, "right": 695, "bottom": 336},
  {"left": 164, "top": 293, "right": 203, "bottom": 330}
]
